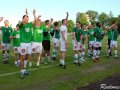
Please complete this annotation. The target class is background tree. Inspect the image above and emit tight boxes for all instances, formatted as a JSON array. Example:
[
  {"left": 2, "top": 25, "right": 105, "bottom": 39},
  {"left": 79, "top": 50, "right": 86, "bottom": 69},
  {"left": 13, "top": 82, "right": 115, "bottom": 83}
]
[
  {"left": 76, "top": 12, "right": 88, "bottom": 25},
  {"left": 109, "top": 11, "right": 113, "bottom": 18},
  {"left": 67, "top": 20, "right": 75, "bottom": 32},
  {"left": 86, "top": 10, "right": 98, "bottom": 22},
  {"left": 98, "top": 12, "right": 109, "bottom": 26}
]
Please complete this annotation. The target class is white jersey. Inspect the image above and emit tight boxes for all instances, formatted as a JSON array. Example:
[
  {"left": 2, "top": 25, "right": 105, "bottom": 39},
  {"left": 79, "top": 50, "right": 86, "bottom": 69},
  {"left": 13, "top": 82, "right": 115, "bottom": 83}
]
[{"left": 60, "top": 25, "right": 68, "bottom": 41}]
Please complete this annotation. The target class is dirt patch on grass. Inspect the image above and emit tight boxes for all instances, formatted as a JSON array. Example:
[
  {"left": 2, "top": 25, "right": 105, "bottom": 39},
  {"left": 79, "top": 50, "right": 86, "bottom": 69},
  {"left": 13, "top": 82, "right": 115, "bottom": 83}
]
[
  {"left": 82, "top": 59, "right": 120, "bottom": 74},
  {"left": 77, "top": 74, "right": 120, "bottom": 90}
]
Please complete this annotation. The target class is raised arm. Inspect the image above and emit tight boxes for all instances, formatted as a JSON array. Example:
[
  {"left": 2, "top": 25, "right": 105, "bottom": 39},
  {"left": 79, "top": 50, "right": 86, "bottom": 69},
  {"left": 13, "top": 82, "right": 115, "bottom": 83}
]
[
  {"left": 0, "top": 17, "right": 3, "bottom": 22},
  {"left": 25, "top": 8, "right": 28, "bottom": 16},
  {"left": 46, "top": 18, "right": 53, "bottom": 28},
  {"left": 37, "top": 15, "right": 41, "bottom": 20},
  {"left": 108, "top": 22, "right": 117, "bottom": 29},
  {"left": 66, "top": 12, "right": 69, "bottom": 21},
  {"left": 0, "top": 17, "right": 3, "bottom": 30},
  {"left": 32, "top": 9, "right": 37, "bottom": 25}
]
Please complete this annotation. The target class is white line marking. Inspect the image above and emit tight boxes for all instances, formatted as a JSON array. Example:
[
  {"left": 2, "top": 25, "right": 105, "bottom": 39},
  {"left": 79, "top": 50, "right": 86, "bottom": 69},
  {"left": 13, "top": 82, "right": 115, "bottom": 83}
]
[
  {"left": 0, "top": 61, "right": 72, "bottom": 77},
  {"left": 0, "top": 54, "right": 116, "bottom": 77}
]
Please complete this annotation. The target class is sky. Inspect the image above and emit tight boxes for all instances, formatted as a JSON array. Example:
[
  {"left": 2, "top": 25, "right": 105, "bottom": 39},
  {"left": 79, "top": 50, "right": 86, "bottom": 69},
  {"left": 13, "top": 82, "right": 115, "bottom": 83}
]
[{"left": 0, "top": 0, "right": 119, "bottom": 27}]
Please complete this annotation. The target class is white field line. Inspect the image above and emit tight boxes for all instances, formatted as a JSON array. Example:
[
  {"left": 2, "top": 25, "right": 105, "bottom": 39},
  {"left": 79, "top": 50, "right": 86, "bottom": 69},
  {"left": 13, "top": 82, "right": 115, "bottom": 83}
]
[
  {"left": 0, "top": 60, "right": 73, "bottom": 77},
  {"left": 0, "top": 54, "right": 113, "bottom": 77}
]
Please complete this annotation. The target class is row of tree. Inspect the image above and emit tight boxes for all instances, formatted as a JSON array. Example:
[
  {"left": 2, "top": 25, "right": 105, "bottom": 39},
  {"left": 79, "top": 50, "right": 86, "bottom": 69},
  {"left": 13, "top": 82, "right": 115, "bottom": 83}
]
[{"left": 68, "top": 10, "right": 120, "bottom": 33}]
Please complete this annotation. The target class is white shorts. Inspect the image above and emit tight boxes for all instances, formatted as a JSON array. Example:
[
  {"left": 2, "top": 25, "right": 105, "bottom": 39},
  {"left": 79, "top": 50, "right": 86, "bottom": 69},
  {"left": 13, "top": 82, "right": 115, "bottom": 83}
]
[
  {"left": 89, "top": 41, "right": 94, "bottom": 48},
  {"left": 94, "top": 42, "right": 100, "bottom": 48},
  {"left": 73, "top": 41, "right": 83, "bottom": 51},
  {"left": 110, "top": 40, "right": 117, "bottom": 48},
  {"left": 32, "top": 42, "right": 42, "bottom": 53},
  {"left": 52, "top": 38, "right": 59, "bottom": 47},
  {"left": 100, "top": 42, "right": 102, "bottom": 47},
  {"left": 2, "top": 43, "right": 10, "bottom": 50},
  {"left": 52, "top": 37, "right": 54, "bottom": 43},
  {"left": 60, "top": 40, "right": 66, "bottom": 51},
  {"left": 13, "top": 47, "right": 20, "bottom": 53},
  {"left": 82, "top": 44, "right": 85, "bottom": 50},
  {"left": 20, "top": 43, "right": 32, "bottom": 55}
]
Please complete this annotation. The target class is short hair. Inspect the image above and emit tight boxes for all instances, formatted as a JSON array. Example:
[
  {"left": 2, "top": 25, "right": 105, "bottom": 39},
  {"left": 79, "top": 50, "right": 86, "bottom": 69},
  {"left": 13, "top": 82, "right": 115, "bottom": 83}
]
[
  {"left": 22, "top": 15, "right": 28, "bottom": 19},
  {"left": 4, "top": 20, "right": 9, "bottom": 23},
  {"left": 62, "top": 19, "right": 66, "bottom": 24},
  {"left": 16, "top": 24, "right": 19, "bottom": 27},
  {"left": 76, "top": 21, "right": 80, "bottom": 24},
  {"left": 37, "top": 19, "right": 41, "bottom": 22},
  {"left": 45, "top": 20, "right": 49, "bottom": 24},
  {"left": 96, "top": 22, "right": 101, "bottom": 27},
  {"left": 54, "top": 22, "right": 59, "bottom": 26},
  {"left": 81, "top": 24, "right": 86, "bottom": 28}
]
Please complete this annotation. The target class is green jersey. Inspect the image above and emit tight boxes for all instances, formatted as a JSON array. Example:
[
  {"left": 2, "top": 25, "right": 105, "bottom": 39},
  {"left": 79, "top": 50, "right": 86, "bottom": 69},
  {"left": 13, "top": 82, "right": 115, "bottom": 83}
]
[
  {"left": 112, "top": 29, "right": 118, "bottom": 41},
  {"left": 33, "top": 26, "right": 44, "bottom": 42},
  {"left": 107, "top": 30, "right": 112, "bottom": 39},
  {"left": 73, "top": 27, "right": 82, "bottom": 42},
  {"left": 1, "top": 26, "right": 12, "bottom": 43},
  {"left": 19, "top": 22, "right": 33, "bottom": 43},
  {"left": 53, "top": 29, "right": 60, "bottom": 39},
  {"left": 81, "top": 29, "right": 88, "bottom": 44},
  {"left": 11, "top": 30, "right": 20, "bottom": 47},
  {"left": 88, "top": 29, "right": 95, "bottom": 41},
  {"left": 42, "top": 26, "right": 50, "bottom": 41},
  {"left": 94, "top": 27, "right": 103, "bottom": 42}
]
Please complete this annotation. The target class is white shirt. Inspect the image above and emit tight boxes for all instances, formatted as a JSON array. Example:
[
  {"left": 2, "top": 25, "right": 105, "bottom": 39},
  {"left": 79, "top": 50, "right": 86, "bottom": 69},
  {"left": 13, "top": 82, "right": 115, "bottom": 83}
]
[{"left": 60, "top": 25, "right": 68, "bottom": 41}]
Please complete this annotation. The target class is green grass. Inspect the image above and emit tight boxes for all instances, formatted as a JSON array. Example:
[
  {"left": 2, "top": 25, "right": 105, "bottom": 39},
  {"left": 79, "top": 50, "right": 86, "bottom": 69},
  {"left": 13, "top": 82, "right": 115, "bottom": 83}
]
[{"left": 0, "top": 35, "right": 120, "bottom": 90}]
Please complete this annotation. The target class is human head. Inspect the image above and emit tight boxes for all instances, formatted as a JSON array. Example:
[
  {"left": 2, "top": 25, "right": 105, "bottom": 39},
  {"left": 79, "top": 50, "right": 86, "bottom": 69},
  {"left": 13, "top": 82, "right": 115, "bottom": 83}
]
[
  {"left": 45, "top": 20, "right": 50, "bottom": 25},
  {"left": 81, "top": 24, "right": 86, "bottom": 30},
  {"left": 96, "top": 22, "right": 102, "bottom": 28},
  {"left": 4, "top": 20, "right": 9, "bottom": 26},
  {"left": 62, "top": 19, "right": 67, "bottom": 25},
  {"left": 89, "top": 25, "right": 93, "bottom": 29},
  {"left": 76, "top": 21, "right": 81, "bottom": 28},
  {"left": 22, "top": 15, "right": 29, "bottom": 24},
  {"left": 16, "top": 24, "right": 19, "bottom": 30},
  {"left": 54, "top": 21, "right": 59, "bottom": 27}
]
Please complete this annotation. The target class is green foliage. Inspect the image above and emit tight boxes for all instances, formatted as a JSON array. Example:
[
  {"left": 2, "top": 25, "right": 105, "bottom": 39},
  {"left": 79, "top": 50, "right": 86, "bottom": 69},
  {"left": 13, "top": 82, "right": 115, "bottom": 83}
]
[
  {"left": 86, "top": 10, "right": 98, "bottom": 22},
  {"left": 108, "top": 17, "right": 118, "bottom": 25},
  {"left": 58, "top": 20, "right": 62, "bottom": 26},
  {"left": 98, "top": 12, "right": 109, "bottom": 26},
  {"left": 107, "top": 16, "right": 120, "bottom": 33},
  {"left": 67, "top": 20, "right": 75, "bottom": 32},
  {"left": 41, "top": 21, "right": 45, "bottom": 26},
  {"left": 117, "top": 19, "right": 120, "bottom": 33},
  {"left": 76, "top": 13, "right": 88, "bottom": 25},
  {"left": 109, "top": 11, "right": 113, "bottom": 18}
]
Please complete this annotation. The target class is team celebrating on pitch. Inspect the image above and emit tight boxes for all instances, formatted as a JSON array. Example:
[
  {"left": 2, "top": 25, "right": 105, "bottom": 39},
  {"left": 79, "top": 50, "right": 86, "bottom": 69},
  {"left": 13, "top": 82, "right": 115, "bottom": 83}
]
[{"left": 0, "top": 9, "right": 119, "bottom": 79}]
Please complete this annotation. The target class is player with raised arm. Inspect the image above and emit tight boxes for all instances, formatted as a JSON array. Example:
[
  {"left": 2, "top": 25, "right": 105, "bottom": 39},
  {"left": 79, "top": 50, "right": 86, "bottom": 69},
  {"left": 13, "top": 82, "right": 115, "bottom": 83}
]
[
  {"left": 18, "top": 9, "right": 35, "bottom": 79},
  {"left": 30, "top": 9, "right": 44, "bottom": 67},
  {"left": 59, "top": 12, "right": 69, "bottom": 69},
  {"left": 51, "top": 21, "right": 60, "bottom": 61},
  {"left": 0, "top": 17, "right": 12, "bottom": 64},
  {"left": 110, "top": 24, "right": 119, "bottom": 59},
  {"left": 42, "top": 18, "right": 53, "bottom": 64},
  {"left": 106, "top": 23, "right": 116, "bottom": 57},
  {"left": 93, "top": 22, "right": 104, "bottom": 62}
]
